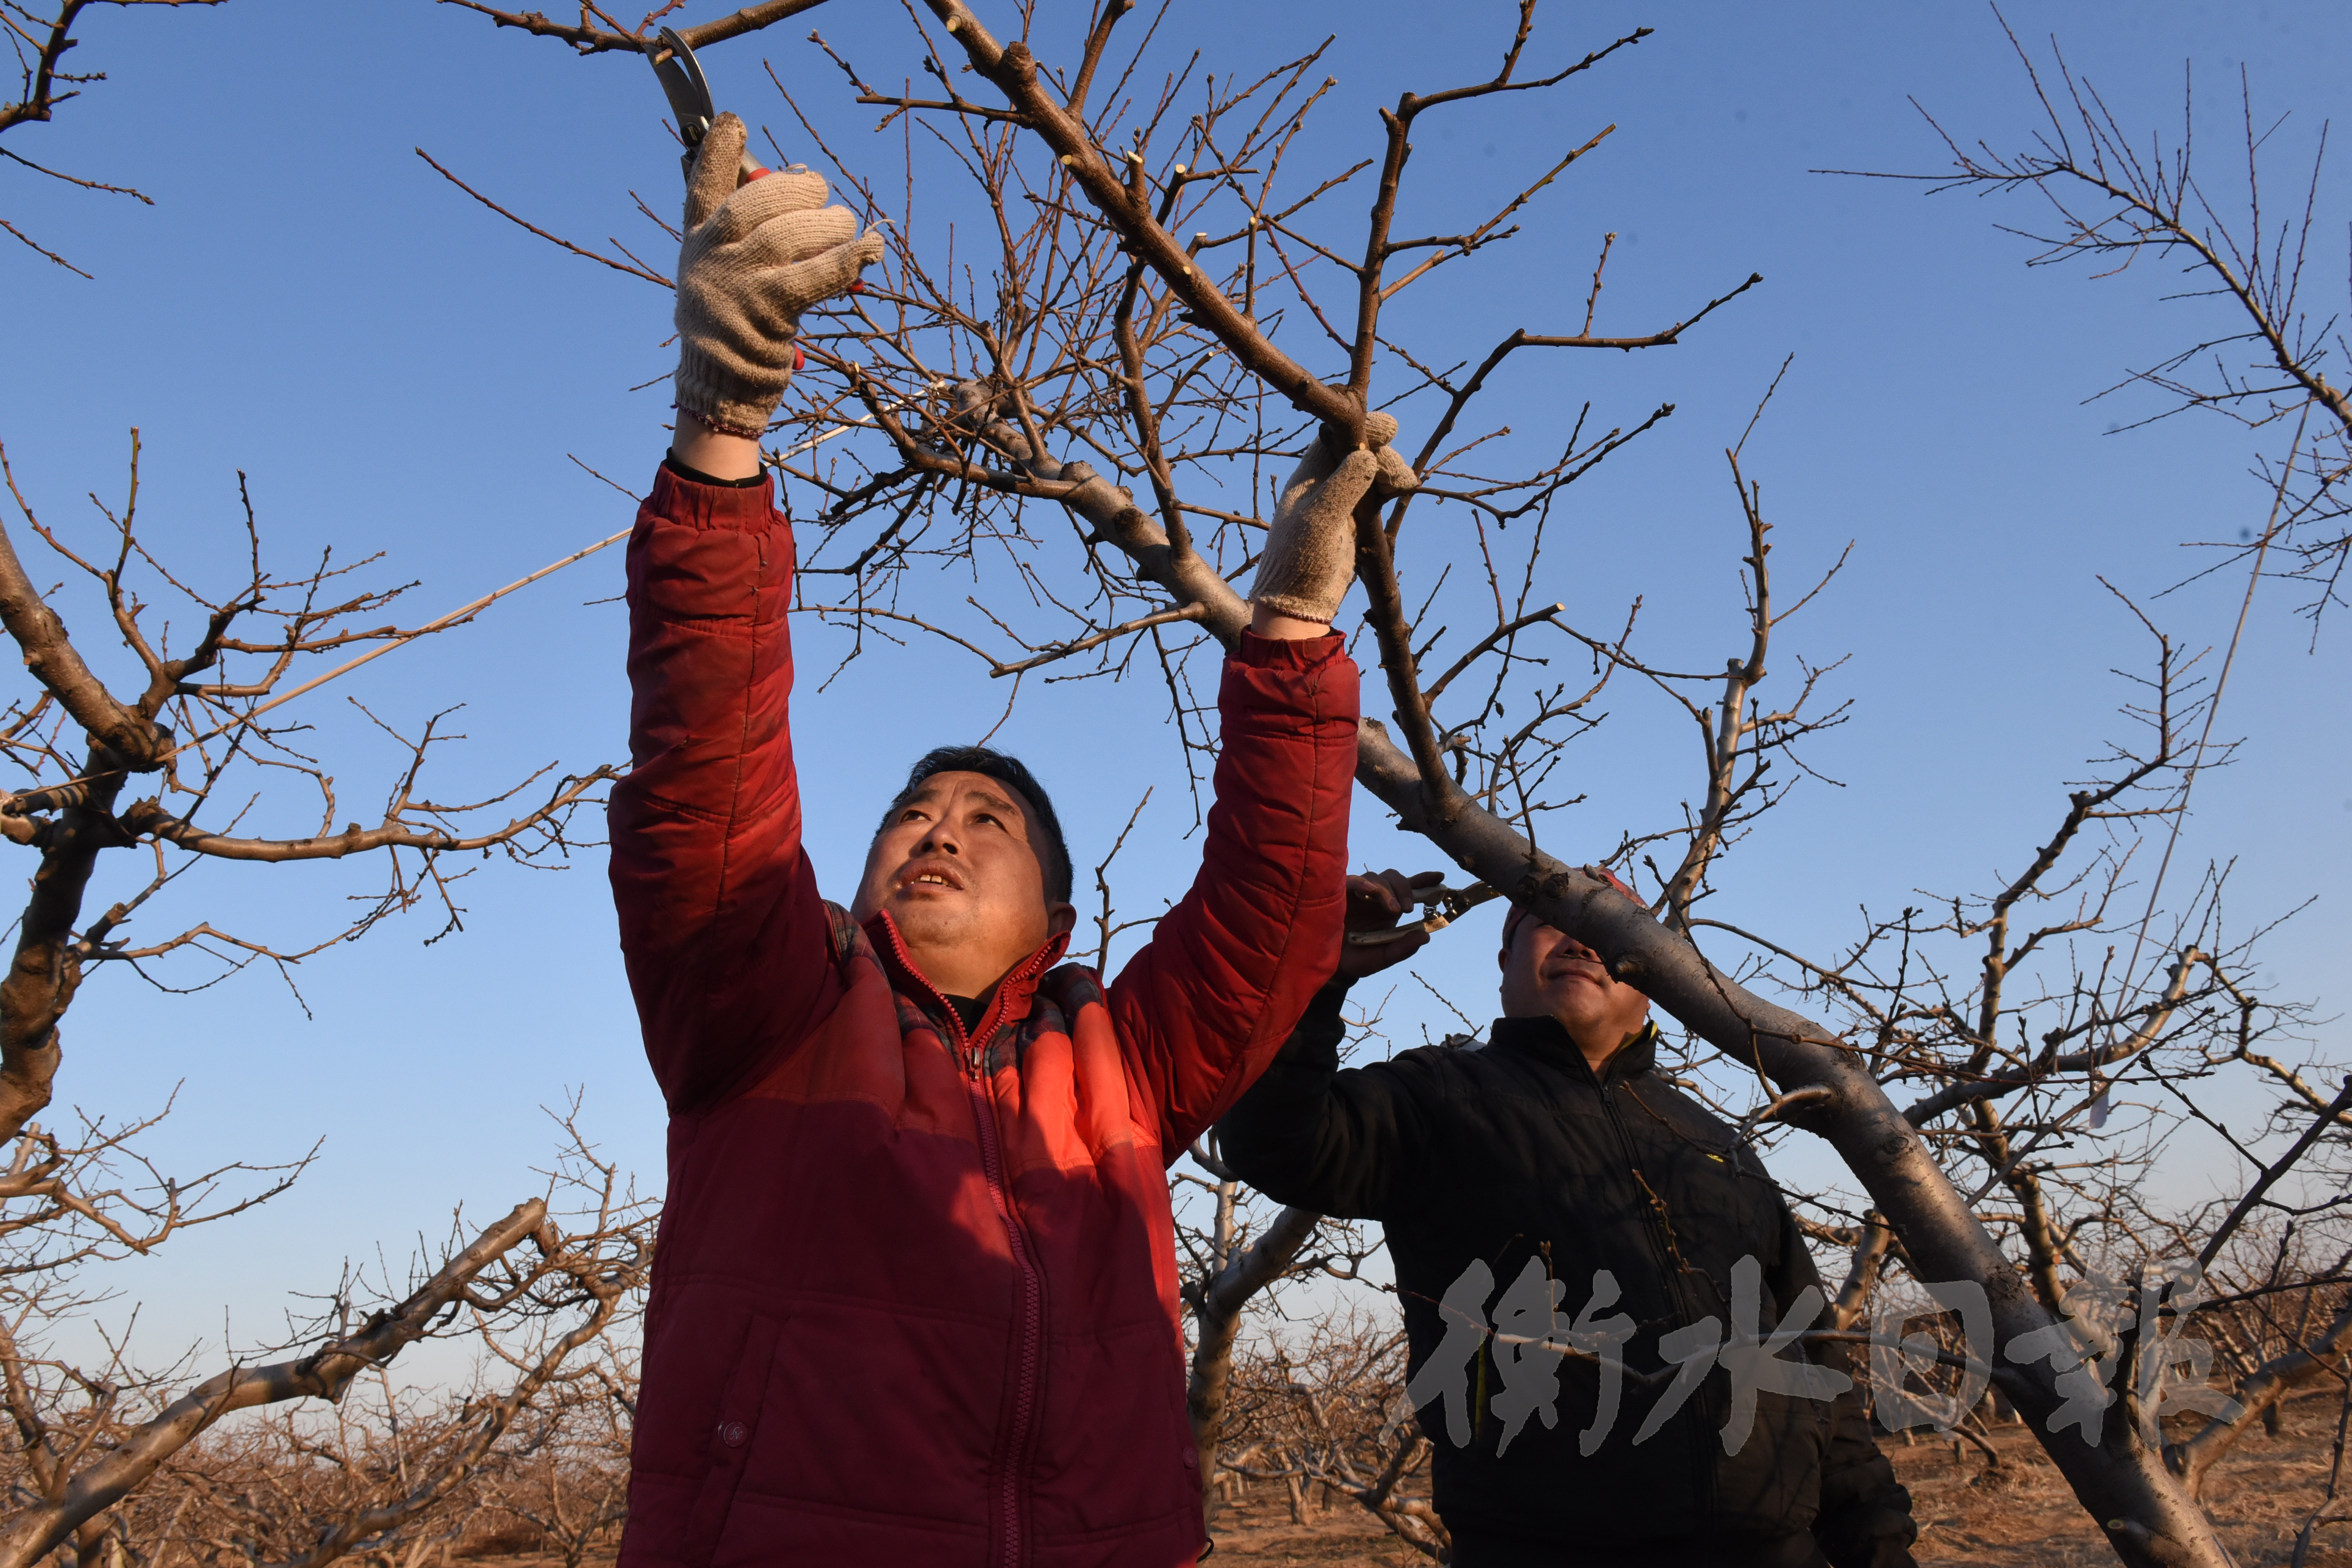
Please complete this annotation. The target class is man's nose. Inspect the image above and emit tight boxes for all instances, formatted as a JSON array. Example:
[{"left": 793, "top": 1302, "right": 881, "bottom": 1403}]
[{"left": 915, "top": 823, "right": 961, "bottom": 855}]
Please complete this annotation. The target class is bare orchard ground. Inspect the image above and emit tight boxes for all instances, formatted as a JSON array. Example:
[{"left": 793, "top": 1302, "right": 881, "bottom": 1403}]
[
  {"left": 443, "top": 1389, "right": 2349, "bottom": 1567},
  {"left": 1199, "top": 1387, "right": 2352, "bottom": 1566}
]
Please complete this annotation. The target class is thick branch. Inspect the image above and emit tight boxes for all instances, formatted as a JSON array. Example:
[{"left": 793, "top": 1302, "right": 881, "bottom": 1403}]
[
  {"left": 0, "top": 500, "right": 165, "bottom": 766},
  {"left": 1186, "top": 1203, "right": 1318, "bottom": 1491},
  {"left": 0, "top": 760, "right": 130, "bottom": 1144},
  {"left": 1339, "top": 718, "right": 2231, "bottom": 1567}
]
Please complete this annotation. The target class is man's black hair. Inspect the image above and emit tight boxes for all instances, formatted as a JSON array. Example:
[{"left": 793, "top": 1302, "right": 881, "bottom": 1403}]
[{"left": 880, "top": 746, "right": 1073, "bottom": 904}]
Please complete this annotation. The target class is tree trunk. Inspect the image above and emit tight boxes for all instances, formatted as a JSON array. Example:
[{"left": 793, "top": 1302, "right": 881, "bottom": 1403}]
[
  {"left": 0, "top": 758, "right": 130, "bottom": 1143},
  {"left": 1187, "top": 1203, "right": 1319, "bottom": 1517}
]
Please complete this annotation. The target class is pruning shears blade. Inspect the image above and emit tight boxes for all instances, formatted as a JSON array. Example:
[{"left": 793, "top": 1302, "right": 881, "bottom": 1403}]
[
  {"left": 648, "top": 27, "right": 716, "bottom": 149},
  {"left": 647, "top": 27, "right": 771, "bottom": 186}
]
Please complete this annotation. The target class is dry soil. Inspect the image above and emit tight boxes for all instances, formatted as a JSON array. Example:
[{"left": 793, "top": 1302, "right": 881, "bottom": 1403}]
[{"left": 1199, "top": 1386, "right": 2352, "bottom": 1566}]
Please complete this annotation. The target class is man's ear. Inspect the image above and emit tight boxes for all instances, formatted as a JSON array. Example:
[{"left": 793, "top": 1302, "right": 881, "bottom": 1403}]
[
  {"left": 1497, "top": 945, "right": 1509, "bottom": 973},
  {"left": 1047, "top": 902, "right": 1078, "bottom": 940}
]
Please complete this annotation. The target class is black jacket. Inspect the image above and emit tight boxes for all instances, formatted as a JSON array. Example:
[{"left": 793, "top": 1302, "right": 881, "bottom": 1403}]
[{"left": 1216, "top": 989, "right": 1917, "bottom": 1568}]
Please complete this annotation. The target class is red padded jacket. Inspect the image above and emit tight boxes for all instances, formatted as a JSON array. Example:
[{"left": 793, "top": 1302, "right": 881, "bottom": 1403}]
[{"left": 607, "top": 466, "right": 1359, "bottom": 1568}]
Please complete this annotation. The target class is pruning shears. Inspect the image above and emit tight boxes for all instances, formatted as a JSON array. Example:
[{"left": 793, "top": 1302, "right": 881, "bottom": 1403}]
[
  {"left": 646, "top": 27, "right": 770, "bottom": 186},
  {"left": 1346, "top": 881, "right": 1499, "bottom": 947}
]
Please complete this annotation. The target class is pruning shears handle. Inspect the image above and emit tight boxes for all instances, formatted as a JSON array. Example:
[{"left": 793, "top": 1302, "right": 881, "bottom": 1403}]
[{"left": 648, "top": 27, "right": 769, "bottom": 187}]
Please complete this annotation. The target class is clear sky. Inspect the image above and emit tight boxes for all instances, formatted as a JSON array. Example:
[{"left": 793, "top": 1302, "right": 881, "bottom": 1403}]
[{"left": 5, "top": 0, "right": 2348, "bottom": 1368}]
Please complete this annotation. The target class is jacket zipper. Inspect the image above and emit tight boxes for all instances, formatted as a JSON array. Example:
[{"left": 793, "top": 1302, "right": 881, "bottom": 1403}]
[
  {"left": 875, "top": 918, "right": 1046, "bottom": 1568},
  {"left": 966, "top": 1074, "right": 1044, "bottom": 1568},
  {"left": 1584, "top": 1058, "right": 1680, "bottom": 1296},
  {"left": 1592, "top": 1059, "right": 1718, "bottom": 1517}
]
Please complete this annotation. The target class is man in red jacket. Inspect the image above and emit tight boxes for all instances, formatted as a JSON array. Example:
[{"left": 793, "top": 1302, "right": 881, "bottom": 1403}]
[{"left": 608, "top": 116, "right": 1408, "bottom": 1568}]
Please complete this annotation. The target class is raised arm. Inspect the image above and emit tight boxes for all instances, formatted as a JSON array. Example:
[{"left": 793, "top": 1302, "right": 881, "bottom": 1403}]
[
  {"left": 606, "top": 115, "right": 881, "bottom": 1113},
  {"left": 1213, "top": 982, "right": 1439, "bottom": 1219},
  {"left": 1107, "top": 629, "right": 1357, "bottom": 1152},
  {"left": 1105, "top": 413, "right": 1415, "bottom": 1153},
  {"left": 607, "top": 463, "right": 827, "bottom": 1112}
]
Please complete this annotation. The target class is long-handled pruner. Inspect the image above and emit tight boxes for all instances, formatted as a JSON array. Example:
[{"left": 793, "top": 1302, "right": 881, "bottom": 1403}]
[{"left": 646, "top": 26, "right": 769, "bottom": 186}]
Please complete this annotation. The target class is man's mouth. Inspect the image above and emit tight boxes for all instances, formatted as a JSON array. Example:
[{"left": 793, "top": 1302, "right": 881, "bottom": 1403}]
[{"left": 898, "top": 864, "right": 964, "bottom": 893}]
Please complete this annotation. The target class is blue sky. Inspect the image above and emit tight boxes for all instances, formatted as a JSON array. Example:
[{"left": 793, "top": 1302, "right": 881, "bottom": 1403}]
[{"left": 5, "top": 1, "right": 2348, "bottom": 1364}]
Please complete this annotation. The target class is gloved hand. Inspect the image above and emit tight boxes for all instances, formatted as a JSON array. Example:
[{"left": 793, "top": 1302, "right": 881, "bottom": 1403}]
[
  {"left": 1248, "top": 410, "right": 1418, "bottom": 624},
  {"left": 673, "top": 113, "right": 884, "bottom": 438}
]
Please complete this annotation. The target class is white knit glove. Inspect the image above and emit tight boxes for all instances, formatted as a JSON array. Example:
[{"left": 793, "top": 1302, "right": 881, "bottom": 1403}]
[
  {"left": 1249, "top": 411, "right": 1418, "bottom": 623},
  {"left": 673, "top": 113, "right": 883, "bottom": 437}
]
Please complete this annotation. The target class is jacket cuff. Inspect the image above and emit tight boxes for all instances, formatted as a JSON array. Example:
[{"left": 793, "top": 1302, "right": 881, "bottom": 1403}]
[
  {"left": 1303, "top": 977, "right": 1353, "bottom": 1025},
  {"left": 1276, "top": 981, "right": 1350, "bottom": 1065},
  {"left": 1231, "top": 627, "right": 1345, "bottom": 669},
  {"left": 646, "top": 461, "right": 780, "bottom": 532},
  {"left": 663, "top": 453, "right": 769, "bottom": 489}
]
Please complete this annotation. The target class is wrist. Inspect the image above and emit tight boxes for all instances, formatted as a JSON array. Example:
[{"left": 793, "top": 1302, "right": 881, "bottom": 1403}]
[
  {"left": 663, "top": 452, "right": 768, "bottom": 490},
  {"left": 670, "top": 414, "right": 764, "bottom": 482},
  {"left": 1250, "top": 602, "right": 1335, "bottom": 641},
  {"left": 670, "top": 333, "right": 785, "bottom": 466}
]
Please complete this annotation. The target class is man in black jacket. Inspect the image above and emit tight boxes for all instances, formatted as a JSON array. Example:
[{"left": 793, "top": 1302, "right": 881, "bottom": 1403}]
[{"left": 1217, "top": 875, "right": 1918, "bottom": 1568}]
